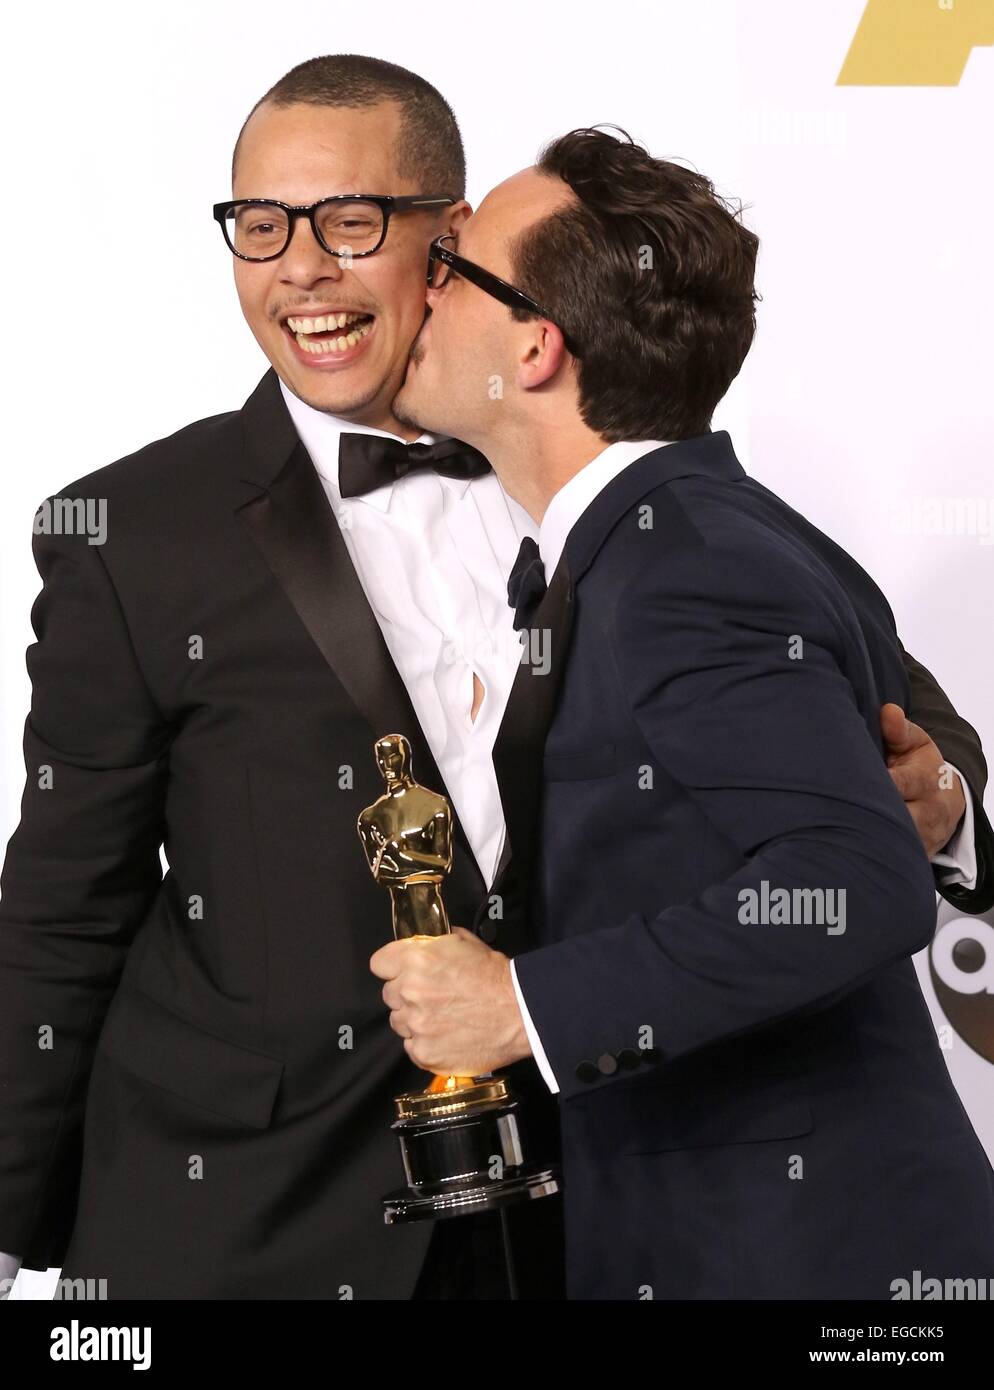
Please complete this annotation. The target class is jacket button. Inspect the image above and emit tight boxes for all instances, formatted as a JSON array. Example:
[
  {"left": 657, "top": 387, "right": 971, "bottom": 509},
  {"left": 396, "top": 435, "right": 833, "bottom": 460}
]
[
  {"left": 477, "top": 920, "right": 498, "bottom": 944},
  {"left": 617, "top": 1048, "right": 641, "bottom": 1070},
  {"left": 575, "top": 1060, "right": 598, "bottom": 1083},
  {"left": 640, "top": 1046, "right": 664, "bottom": 1065},
  {"left": 596, "top": 1053, "right": 618, "bottom": 1075}
]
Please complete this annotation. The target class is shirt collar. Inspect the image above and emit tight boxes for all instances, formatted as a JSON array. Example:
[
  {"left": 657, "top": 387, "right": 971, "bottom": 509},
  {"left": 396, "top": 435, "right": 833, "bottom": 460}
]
[
  {"left": 538, "top": 438, "right": 672, "bottom": 579},
  {"left": 277, "top": 375, "right": 474, "bottom": 512}
]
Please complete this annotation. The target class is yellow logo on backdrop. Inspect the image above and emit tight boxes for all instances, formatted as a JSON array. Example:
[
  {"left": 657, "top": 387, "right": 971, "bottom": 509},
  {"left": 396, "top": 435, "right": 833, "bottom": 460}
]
[{"left": 838, "top": 0, "right": 994, "bottom": 86}]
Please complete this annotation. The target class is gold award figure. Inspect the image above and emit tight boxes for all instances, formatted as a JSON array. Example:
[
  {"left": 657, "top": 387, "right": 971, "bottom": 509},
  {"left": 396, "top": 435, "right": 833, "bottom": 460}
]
[
  {"left": 358, "top": 732, "right": 471, "bottom": 1094},
  {"left": 358, "top": 734, "right": 560, "bottom": 1223},
  {"left": 358, "top": 733, "right": 453, "bottom": 941}
]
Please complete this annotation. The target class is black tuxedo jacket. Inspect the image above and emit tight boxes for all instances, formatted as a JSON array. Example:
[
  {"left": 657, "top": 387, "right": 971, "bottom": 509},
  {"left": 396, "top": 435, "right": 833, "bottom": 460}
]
[
  {"left": 0, "top": 371, "right": 988, "bottom": 1296},
  {"left": 0, "top": 369, "right": 547, "bottom": 1297},
  {"left": 496, "top": 431, "right": 994, "bottom": 1299}
]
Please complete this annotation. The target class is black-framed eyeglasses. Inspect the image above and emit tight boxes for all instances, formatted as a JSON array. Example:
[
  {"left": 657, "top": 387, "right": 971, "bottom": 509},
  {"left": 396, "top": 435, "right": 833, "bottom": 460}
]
[
  {"left": 427, "top": 235, "right": 582, "bottom": 357},
  {"left": 212, "top": 194, "right": 456, "bottom": 262}
]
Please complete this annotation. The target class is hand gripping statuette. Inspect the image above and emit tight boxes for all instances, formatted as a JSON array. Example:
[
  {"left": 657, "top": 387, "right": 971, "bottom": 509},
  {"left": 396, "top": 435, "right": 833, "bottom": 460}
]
[{"left": 358, "top": 733, "right": 560, "bottom": 1223}]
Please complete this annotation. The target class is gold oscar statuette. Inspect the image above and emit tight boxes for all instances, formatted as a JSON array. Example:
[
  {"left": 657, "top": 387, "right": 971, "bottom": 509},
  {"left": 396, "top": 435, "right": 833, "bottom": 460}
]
[{"left": 358, "top": 733, "right": 560, "bottom": 1223}]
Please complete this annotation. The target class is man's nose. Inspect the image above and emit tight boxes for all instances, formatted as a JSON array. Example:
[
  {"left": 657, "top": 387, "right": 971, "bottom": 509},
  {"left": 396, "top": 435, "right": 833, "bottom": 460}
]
[{"left": 279, "top": 217, "right": 346, "bottom": 283}]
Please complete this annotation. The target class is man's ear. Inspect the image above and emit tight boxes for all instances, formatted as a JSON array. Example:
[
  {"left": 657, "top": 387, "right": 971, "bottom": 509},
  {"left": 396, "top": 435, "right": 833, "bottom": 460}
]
[
  {"left": 446, "top": 199, "right": 472, "bottom": 236},
  {"left": 516, "top": 321, "right": 569, "bottom": 392}
]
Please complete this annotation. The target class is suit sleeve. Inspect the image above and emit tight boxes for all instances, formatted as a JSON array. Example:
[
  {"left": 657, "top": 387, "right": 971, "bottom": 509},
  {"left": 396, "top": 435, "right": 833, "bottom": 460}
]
[
  {"left": 900, "top": 642, "right": 994, "bottom": 915},
  {"left": 512, "top": 541, "right": 939, "bottom": 1102},
  {"left": 0, "top": 513, "right": 170, "bottom": 1268},
  {"left": 0, "top": 1249, "right": 21, "bottom": 1296}
]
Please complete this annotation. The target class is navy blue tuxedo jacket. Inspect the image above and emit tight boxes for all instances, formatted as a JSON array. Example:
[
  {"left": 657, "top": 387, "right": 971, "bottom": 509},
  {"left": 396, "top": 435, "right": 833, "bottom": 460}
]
[{"left": 499, "top": 431, "right": 994, "bottom": 1300}]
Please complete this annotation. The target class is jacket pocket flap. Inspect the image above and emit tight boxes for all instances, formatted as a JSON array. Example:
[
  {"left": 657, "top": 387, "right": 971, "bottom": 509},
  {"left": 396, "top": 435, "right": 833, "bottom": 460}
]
[
  {"left": 97, "top": 987, "right": 284, "bottom": 1130},
  {"left": 579, "top": 1070, "right": 814, "bottom": 1154},
  {"left": 625, "top": 1093, "right": 813, "bottom": 1153}
]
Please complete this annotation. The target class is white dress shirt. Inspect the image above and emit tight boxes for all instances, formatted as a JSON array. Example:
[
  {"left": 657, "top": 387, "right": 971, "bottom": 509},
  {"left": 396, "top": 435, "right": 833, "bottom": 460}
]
[
  {"left": 0, "top": 425, "right": 977, "bottom": 1292},
  {"left": 279, "top": 378, "right": 536, "bottom": 889}
]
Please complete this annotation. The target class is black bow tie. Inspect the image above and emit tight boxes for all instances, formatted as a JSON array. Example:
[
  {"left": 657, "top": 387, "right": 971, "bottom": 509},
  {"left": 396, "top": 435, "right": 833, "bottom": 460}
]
[
  {"left": 337, "top": 432, "right": 492, "bottom": 498},
  {"left": 508, "top": 536, "right": 548, "bottom": 631}
]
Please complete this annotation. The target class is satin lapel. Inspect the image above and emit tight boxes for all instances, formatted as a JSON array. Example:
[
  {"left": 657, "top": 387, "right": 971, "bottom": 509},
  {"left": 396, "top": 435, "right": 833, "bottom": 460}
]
[
  {"left": 492, "top": 561, "right": 575, "bottom": 907},
  {"left": 232, "top": 372, "right": 484, "bottom": 906}
]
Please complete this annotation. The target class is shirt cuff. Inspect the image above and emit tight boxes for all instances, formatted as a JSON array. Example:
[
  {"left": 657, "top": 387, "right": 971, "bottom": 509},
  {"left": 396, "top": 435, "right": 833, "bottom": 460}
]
[
  {"left": 510, "top": 957, "right": 560, "bottom": 1095},
  {"left": 930, "top": 763, "right": 979, "bottom": 891},
  {"left": 0, "top": 1251, "right": 22, "bottom": 1297}
]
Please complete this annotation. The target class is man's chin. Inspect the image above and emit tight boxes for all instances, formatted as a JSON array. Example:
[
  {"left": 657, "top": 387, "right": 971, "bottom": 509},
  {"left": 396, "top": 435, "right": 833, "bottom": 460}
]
[
  {"left": 392, "top": 379, "right": 433, "bottom": 434},
  {"left": 393, "top": 363, "right": 471, "bottom": 443},
  {"left": 284, "top": 363, "right": 384, "bottom": 421}
]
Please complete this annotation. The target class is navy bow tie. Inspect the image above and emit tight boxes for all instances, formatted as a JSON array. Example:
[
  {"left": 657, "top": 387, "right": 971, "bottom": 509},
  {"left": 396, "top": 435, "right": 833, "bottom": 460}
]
[
  {"left": 508, "top": 536, "right": 548, "bottom": 631},
  {"left": 338, "top": 432, "right": 492, "bottom": 498}
]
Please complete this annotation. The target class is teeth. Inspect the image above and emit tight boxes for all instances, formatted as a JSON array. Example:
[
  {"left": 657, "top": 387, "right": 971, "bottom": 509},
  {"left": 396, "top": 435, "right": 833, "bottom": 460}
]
[
  {"left": 287, "top": 312, "right": 367, "bottom": 334},
  {"left": 293, "top": 319, "right": 374, "bottom": 354}
]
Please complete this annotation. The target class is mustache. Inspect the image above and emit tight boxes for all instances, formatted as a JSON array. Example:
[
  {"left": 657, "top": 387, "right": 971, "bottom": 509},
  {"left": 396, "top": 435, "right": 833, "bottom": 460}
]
[{"left": 271, "top": 299, "right": 377, "bottom": 320}]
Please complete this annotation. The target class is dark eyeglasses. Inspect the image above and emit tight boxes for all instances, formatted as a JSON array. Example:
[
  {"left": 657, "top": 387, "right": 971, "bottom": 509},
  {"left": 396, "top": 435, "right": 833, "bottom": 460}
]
[
  {"left": 213, "top": 195, "right": 456, "bottom": 262},
  {"left": 427, "top": 235, "right": 582, "bottom": 357}
]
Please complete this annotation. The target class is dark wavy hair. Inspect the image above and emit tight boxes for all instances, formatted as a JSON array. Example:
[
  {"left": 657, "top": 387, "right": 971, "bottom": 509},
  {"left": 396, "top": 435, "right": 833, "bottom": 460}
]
[{"left": 509, "top": 127, "right": 760, "bottom": 440}]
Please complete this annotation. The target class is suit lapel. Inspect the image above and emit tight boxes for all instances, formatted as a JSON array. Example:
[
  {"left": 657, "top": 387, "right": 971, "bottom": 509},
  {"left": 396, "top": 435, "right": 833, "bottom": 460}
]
[
  {"left": 490, "top": 430, "right": 747, "bottom": 918},
  {"left": 231, "top": 370, "right": 484, "bottom": 910}
]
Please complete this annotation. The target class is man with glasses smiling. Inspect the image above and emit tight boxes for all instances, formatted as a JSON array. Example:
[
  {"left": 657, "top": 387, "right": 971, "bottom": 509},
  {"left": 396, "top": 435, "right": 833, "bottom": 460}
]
[
  {"left": 0, "top": 52, "right": 563, "bottom": 1303},
  {"left": 0, "top": 57, "right": 988, "bottom": 1303}
]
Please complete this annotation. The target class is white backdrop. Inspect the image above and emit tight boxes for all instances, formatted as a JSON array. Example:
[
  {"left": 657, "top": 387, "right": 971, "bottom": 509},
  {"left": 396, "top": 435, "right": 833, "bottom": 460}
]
[{"left": 1, "top": 0, "right": 991, "bottom": 1297}]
